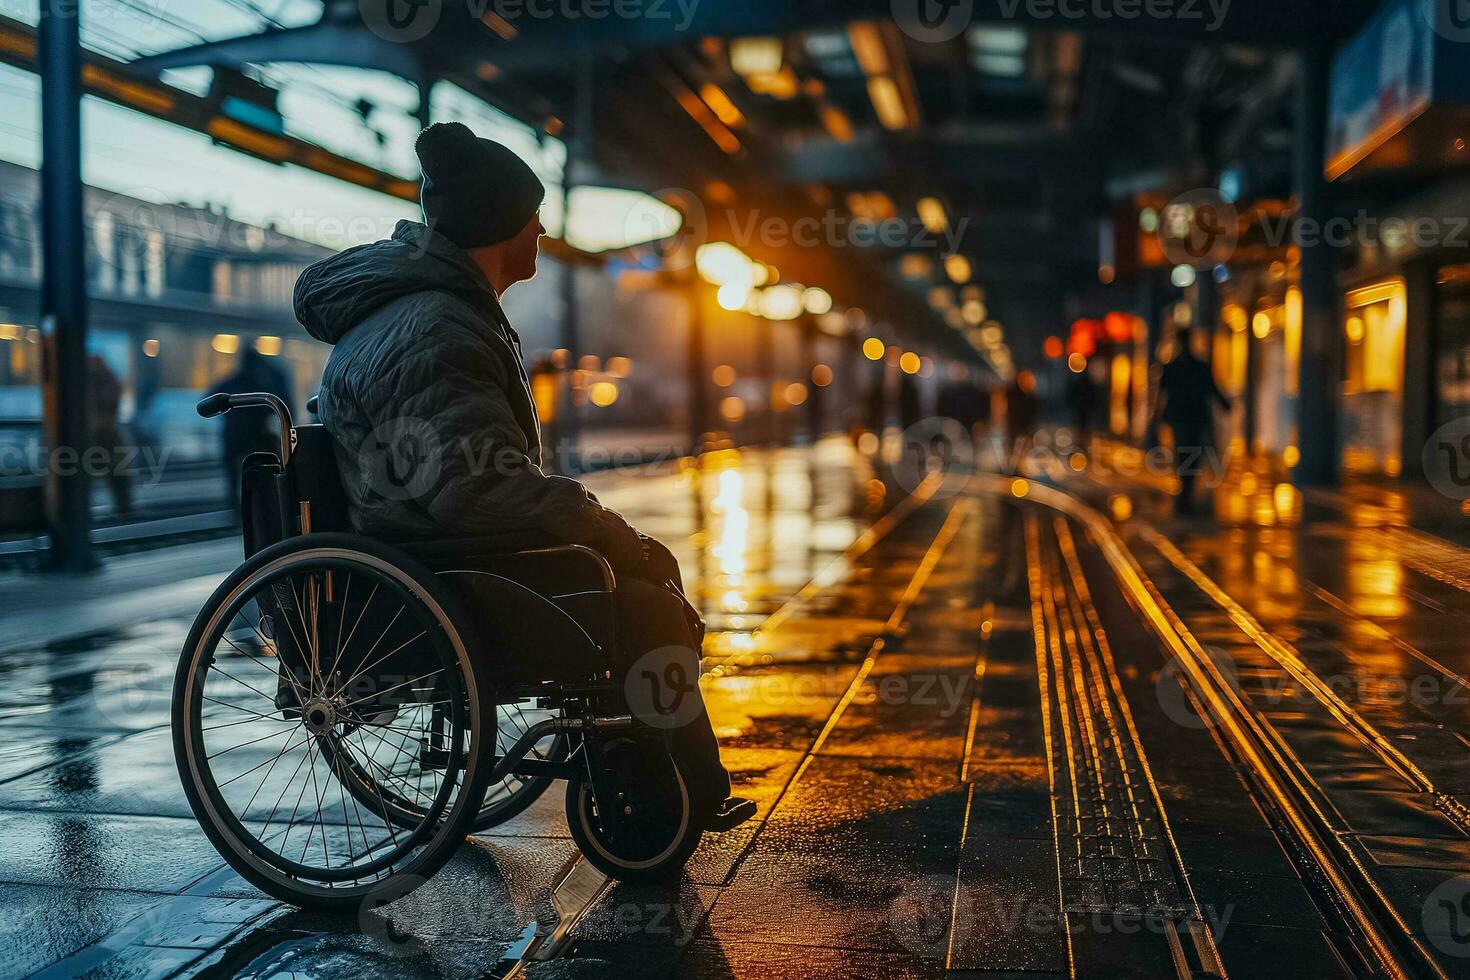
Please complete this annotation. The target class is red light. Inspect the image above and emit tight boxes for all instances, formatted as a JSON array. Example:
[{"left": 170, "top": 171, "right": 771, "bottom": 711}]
[
  {"left": 1103, "top": 312, "right": 1135, "bottom": 343},
  {"left": 1044, "top": 336, "right": 1064, "bottom": 359},
  {"left": 1069, "top": 319, "right": 1100, "bottom": 357}
]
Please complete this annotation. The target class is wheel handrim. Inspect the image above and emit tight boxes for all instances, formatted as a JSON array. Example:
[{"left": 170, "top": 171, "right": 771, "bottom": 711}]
[{"left": 180, "top": 551, "right": 483, "bottom": 891}]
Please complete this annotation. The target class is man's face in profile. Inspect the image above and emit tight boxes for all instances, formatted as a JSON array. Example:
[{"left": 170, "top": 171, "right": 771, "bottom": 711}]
[{"left": 506, "top": 211, "right": 544, "bottom": 285}]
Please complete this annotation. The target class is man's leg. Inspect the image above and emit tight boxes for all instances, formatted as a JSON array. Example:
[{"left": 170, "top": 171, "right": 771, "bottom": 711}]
[{"left": 611, "top": 578, "right": 731, "bottom": 809}]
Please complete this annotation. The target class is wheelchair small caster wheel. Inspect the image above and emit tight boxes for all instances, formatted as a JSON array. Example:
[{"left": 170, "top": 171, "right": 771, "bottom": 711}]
[{"left": 566, "top": 739, "right": 702, "bottom": 881}]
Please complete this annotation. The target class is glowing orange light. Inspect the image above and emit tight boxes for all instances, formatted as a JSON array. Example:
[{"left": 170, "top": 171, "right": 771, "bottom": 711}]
[{"left": 589, "top": 381, "right": 619, "bottom": 407}]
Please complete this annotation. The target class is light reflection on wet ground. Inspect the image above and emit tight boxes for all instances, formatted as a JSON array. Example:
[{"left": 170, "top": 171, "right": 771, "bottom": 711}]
[{"left": 10, "top": 436, "right": 1470, "bottom": 976}]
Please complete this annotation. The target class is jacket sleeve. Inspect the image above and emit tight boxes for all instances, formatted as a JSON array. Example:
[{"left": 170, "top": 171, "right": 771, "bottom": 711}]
[{"left": 371, "top": 319, "right": 645, "bottom": 570}]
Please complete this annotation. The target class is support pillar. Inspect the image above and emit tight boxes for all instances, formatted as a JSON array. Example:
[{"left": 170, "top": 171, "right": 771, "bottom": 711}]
[
  {"left": 686, "top": 279, "right": 708, "bottom": 456},
  {"left": 1293, "top": 46, "right": 1342, "bottom": 487},
  {"left": 39, "top": 1, "right": 94, "bottom": 571},
  {"left": 1140, "top": 269, "right": 1164, "bottom": 451},
  {"left": 558, "top": 60, "right": 593, "bottom": 473},
  {"left": 801, "top": 319, "right": 821, "bottom": 445},
  {"left": 1400, "top": 257, "right": 1436, "bottom": 481},
  {"left": 1244, "top": 303, "right": 1259, "bottom": 453},
  {"left": 757, "top": 320, "right": 775, "bottom": 446}
]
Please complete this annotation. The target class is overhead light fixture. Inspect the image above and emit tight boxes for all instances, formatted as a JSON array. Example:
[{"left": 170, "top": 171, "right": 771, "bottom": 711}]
[
  {"left": 696, "top": 242, "right": 754, "bottom": 286},
  {"left": 848, "top": 20, "right": 918, "bottom": 131},
  {"left": 944, "top": 254, "right": 972, "bottom": 284},
  {"left": 718, "top": 281, "right": 750, "bottom": 311},
  {"left": 760, "top": 284, "right": 805, "bottom": 320},
  {"left": 847, "top": 22, "right": 890, "bottom": 75},
  {"left": 804, "top": 32, "right": 852, "bottom": 60},
  {"left": 699, "top": 84, "right": 745, "bottom": 128},
  {"left": 867, "top": 77, "right": 908, "bottom": 131},
  {"left": 968, "top": 26, "right": 1028, "bottom": 54},
  {"left": 818, "top": 310, "right": 847, "bottom": 335},
  {"left": 820, "top": 104, "right": 855, "bottom": 142},
  {"left": 730, "top": 37, "right": 783, "bottom": 77},
  {"left": 973, "top": 54, "right": 1026, "bottom": 77},
  {"left": 747, "top": 67, "right": 800, "bottom": 100},
  {"left": 803, "top": 286, "right": 833, "bottom": 315},
  {"left": 674, "top": 87, "right": 741, "bottom": 154},
  {"left": 902, "top": 254, "right": 934, "bottom": 279},
  {"left": 916, "top": 197, "right": 948, "bottom": 234}
]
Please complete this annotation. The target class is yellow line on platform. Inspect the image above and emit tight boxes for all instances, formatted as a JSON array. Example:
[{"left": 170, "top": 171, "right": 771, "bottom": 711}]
[
  {"left": 756, "top": 471, "right": 941, "bottom": 637},
  {"left": 794, "top": 496, "right": 972, "bottom": 776}
]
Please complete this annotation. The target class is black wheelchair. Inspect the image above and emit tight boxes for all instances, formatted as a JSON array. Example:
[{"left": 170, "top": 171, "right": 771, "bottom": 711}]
[{"left": 173, "top": 391, "right": 702, "bottom": 910}]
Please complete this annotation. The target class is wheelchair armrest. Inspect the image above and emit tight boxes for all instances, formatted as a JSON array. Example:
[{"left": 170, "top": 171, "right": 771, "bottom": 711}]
[
  {"left": 399, "top": 538, "right": 616, "bottom": 592},
  {"left": 423, "top": 543, "right": 620, "bottom": 685}
]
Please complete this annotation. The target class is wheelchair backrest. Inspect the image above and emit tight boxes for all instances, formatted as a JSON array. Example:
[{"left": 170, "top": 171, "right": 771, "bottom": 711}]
[
  {"left": 289, "top": 424, "right": 352, "bottom": 534},
  {"left": 240, "top": 423, "right": 352, "bottom": 556}
]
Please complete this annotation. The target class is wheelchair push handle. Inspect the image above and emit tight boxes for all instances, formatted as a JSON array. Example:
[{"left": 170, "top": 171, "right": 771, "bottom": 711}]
[
  {"left": 195, "top": 392, "right": 233, "bottom": 418},
  {"left": 196, "top": 391, "right": 296, "bottom": 465}
]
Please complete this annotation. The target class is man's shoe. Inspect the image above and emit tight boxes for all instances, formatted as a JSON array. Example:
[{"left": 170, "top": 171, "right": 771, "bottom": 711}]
[{"left": 704, "top": 797, "right": 757, "bottom": 833}]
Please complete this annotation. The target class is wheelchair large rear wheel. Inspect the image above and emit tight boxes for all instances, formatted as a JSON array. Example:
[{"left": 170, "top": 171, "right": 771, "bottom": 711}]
[
  {"left": 173, "top": 536, "right": 491, "bottom": 910},
  {"left": 566, "top": 737, "right": 703, "bottom": 881}
]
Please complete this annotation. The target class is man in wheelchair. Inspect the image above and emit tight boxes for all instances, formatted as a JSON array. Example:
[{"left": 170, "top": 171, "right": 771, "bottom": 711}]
[{"left": 292, "top": 121, "right": 754, "bottom": 834}]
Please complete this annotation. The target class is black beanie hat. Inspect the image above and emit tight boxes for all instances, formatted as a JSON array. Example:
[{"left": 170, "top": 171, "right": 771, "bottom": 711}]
[{"left": 415, "top": 122, "right": 545, "bottom": 250}]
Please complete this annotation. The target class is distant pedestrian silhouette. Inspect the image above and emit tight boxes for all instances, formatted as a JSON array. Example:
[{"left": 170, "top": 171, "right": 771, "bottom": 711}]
[
  {"left": 87, "top": 354, "right": 132, "bottom": 516},
  {"left": 1156, "top": 335, "right": 1230, "bottom": 515},
  {"left": 213, "top": 348, "right": 292, "bottom": 519}
]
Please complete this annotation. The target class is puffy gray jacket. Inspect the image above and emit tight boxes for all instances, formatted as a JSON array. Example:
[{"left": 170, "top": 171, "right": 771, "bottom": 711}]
[{"left": 294, "top": 220, "right": 643, "bottom": 569}]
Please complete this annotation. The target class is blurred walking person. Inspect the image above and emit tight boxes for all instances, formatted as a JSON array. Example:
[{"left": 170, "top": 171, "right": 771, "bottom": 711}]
[
  {"left": 897, "top": 368, "right": 924, "bottom": 435},
  {"left": 936, "top": 363, "right": 989, "bottom": 445},
  {"left": 1004, "top": 370, "right": 1038, "bottom": 465},
  {"left": 87, "top": 354, "right": 132, "bottom": 516},
  {"left": 1155, "top": 332, "right": 1230, "bottom": 516},
  {"left": 214, "top": 348, "right": 292, "bottom": 520}
]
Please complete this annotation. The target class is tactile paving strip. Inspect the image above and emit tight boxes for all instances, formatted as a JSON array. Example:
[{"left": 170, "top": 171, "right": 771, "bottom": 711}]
[{"left": 1027, "top": 516, "right": 1189, "bottom": 919}]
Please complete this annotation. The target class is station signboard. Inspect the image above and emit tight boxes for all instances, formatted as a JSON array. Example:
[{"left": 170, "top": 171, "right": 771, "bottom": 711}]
[{"left": 1328, "top": 0, "right": 1470, "bottom": 180}]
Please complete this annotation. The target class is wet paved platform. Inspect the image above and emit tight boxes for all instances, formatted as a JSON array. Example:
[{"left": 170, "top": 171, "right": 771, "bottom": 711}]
[{"left": 6, "top": 437, "right": 1470, "bottom": 977}]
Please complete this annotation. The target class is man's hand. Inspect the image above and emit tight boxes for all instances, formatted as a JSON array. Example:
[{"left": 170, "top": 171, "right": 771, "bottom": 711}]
[{"left": 637, "top": 534, "right": 705, "bottom": 646}]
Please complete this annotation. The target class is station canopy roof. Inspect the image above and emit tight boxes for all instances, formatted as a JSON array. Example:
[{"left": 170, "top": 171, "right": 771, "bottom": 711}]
[{"left": 117, "top": 0, "right": 1385, "bottom": 361}]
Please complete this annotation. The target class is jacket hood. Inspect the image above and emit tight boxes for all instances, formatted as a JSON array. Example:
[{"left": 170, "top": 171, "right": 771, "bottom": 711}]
[{"left": 294, "top": 220, "right": 497, "bottom": 344}]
